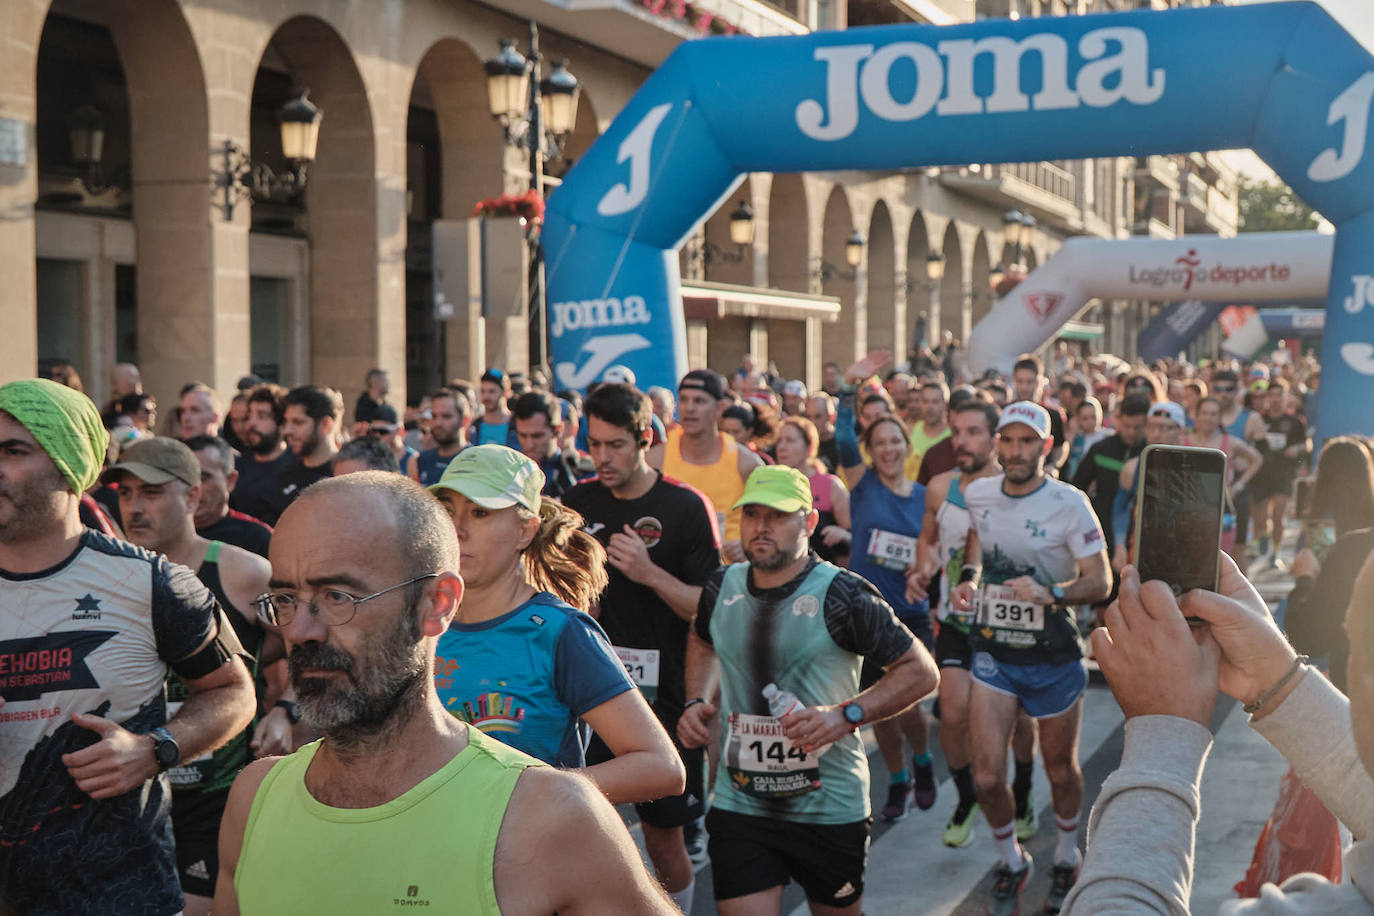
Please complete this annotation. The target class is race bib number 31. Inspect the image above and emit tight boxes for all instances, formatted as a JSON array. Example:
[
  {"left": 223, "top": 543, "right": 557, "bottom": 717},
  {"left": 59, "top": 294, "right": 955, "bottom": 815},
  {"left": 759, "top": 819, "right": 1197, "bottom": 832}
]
[
  {"left": 974, "top": 584, "right": 1045, "bottom": 632},
  {"left": 614, "top": 646, "right": 660, "bottom": 704},
  {"left": 866, "top": 528, "right": 917, "bottom": 570},
  {"left": 724, "top": 712, "right": 821, "bottom": 799}
]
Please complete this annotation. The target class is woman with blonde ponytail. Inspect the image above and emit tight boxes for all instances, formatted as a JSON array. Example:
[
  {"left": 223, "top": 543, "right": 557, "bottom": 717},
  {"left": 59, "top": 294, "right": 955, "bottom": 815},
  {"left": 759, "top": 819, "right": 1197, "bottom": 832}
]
[{"left": 426, "top": 445, "right": 684, "bottom": 806}]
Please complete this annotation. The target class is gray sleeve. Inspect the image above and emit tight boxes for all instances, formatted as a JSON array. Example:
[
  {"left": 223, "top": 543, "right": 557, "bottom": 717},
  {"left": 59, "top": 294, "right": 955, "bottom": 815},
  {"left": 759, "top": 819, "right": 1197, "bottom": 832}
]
[
  {"left": 1250, "top": 670, "right": 1374, "bottom": 842},
  {"left": 1062, "top": 716, "right": 1212, "bottom": 916}
]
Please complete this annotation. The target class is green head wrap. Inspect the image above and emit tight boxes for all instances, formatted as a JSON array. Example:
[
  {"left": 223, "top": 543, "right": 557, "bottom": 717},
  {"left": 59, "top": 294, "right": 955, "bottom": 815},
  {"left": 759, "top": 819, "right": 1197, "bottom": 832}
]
[{"left": 0, "top": 379, "right": 108, "bottom": 495}]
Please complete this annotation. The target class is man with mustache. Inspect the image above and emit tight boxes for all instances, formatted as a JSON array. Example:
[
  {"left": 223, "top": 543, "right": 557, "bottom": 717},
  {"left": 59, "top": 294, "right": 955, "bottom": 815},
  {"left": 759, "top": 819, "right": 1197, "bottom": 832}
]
[
  {"left": 105, "top": 437, "right": 279, "bottom": 916},
  {"left": 951, "top": 401, "right": 1112, "bottom": 915},
  {"left": 563, "top": 382, "right": 723, "bottom": 912},
  {"left": 213, "top": 472, "right": 676, "bottom": 914},
  {"left": 230, "top": 384, "right": 298, "bottom": 526},
  {"left": 679, "top": 465, "right": 937, "bottom": 916},
  {"left": 0, "top": 379, "right": 255, "bottom": 916}
]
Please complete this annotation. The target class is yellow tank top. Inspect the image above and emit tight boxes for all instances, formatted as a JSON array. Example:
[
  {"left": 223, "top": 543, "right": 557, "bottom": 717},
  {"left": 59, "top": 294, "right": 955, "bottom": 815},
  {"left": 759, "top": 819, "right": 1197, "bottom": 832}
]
[
  {"left": 664, "top": 427, "right": 746, "bottom": 545},
  {"left": 234, "top": 727, "right": 539, "bottom": 914}
]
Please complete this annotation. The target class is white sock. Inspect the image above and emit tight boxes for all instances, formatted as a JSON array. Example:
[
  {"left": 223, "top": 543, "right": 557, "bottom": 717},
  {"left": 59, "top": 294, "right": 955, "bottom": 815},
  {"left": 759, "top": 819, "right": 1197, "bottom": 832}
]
[
  {"left": 669, "top": 876, "right": 695, "bottom": 913},
  {"left": 992, "top": 823, "right": 1024, "bottom": 869},
  {"left": 1054, "top": 815, "right": 1080, "bottom": 865}
]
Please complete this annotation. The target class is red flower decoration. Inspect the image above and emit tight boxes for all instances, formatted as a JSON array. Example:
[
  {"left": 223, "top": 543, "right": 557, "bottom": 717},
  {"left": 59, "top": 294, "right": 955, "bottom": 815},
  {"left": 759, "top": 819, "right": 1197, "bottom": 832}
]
[{"left": 472, "top": 189, "right": 546, "bottom": 222}]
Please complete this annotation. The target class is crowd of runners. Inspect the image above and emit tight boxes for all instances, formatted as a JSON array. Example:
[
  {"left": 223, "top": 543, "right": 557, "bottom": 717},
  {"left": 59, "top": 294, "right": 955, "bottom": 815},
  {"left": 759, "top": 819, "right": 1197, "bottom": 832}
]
[{"left": 3, "top": 340, "right": 1371, "bottom": 916}]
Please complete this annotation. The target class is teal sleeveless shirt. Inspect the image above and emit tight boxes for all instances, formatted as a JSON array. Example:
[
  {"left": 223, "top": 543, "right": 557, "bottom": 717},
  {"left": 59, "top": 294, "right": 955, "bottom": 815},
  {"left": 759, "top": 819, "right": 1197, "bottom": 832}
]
[{"left": 708, "top": 561, "right": 871, "bottom": 824}]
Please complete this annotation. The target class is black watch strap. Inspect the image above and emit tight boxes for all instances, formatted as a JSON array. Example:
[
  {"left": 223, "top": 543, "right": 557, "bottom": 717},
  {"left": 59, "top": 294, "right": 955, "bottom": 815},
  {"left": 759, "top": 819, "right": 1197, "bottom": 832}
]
[
  {"left": 274, "top": 699, "right": 302, "bottom": 724},
  {"left": 682, "top": 697, "right": 707, "bottom": 713}
]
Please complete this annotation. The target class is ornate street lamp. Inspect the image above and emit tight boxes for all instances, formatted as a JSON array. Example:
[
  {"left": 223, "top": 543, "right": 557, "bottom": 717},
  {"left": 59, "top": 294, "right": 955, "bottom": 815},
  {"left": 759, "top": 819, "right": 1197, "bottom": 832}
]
[
  {"left": 483, "top": 29, "right": 583, "bottom": 372},
  {"left": 214, "top": 88, "right": 323, "bottom": 221}
]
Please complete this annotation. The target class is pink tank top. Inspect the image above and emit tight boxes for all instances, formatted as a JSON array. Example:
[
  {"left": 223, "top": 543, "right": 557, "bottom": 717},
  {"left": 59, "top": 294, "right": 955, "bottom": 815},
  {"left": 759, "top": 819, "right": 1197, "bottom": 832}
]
[{"left": 810, "top": 473, "right": 840, "bottom": 513}]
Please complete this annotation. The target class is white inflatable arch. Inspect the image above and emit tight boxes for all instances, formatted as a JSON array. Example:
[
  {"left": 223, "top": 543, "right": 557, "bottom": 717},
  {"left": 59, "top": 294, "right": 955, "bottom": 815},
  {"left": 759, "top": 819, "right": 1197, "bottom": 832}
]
[{"left": 968, "top": 231, "right": 1334, "bottom": 374}]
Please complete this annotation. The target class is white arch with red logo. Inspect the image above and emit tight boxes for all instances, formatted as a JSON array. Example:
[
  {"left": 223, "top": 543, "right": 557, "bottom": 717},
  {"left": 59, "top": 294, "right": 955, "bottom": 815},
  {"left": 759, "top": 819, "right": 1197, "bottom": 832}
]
[{"left": 967, "top": 230, "right": 1334, "bottom": 373}]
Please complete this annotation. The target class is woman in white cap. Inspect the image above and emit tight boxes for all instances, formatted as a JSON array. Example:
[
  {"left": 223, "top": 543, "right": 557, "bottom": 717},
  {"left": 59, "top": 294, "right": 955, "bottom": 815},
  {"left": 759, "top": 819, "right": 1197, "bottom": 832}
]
[{"left": 427, "top": 444, "right": 684, "bottom": 805}]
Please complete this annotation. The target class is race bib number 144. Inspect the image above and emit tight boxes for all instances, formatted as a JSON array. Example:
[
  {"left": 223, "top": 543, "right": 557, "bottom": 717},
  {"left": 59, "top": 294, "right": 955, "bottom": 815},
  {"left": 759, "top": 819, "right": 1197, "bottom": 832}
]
[{"left": 724, "top": 712, "right": 821, "bottom": 799}]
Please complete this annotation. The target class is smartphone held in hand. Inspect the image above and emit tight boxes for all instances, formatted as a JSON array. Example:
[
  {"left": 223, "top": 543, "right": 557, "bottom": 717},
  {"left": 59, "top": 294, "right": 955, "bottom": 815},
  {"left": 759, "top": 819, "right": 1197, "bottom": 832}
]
[{"left": 1132, "top": 445, "right": 1228, "bottom": 601}]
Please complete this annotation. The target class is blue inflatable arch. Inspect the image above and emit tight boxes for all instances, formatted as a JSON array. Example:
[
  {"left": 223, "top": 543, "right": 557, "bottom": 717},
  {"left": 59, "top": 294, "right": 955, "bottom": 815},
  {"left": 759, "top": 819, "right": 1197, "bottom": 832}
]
[{"left": 544, "top": 1, "right": 1374, "bottom": 439}]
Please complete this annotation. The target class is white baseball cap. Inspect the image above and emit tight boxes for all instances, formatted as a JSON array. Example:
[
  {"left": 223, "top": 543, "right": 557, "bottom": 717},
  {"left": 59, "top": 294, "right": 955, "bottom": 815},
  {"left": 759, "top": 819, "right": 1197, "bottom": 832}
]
[
  {"left": 996, "top": 401, "right": 1052, "bottom": 439},
  {"left": 783, "top": 380, "right": 807, "bottom": 398},
  {"left": 602, "top": 365, "right": 637, "bottom": 385},
  {"left": 1148, "top": 401, "right": 1188, "bottom": 428}
]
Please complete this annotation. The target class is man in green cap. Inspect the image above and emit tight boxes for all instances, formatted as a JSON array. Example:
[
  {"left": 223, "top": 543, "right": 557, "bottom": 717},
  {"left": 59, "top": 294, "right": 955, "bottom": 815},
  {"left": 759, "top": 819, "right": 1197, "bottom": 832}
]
[
  {"left": 0, "top": 378, "right": 256, "bottom": 916},
  {"left": 678, "top": 464, "right": 939, "bottom": 916}
]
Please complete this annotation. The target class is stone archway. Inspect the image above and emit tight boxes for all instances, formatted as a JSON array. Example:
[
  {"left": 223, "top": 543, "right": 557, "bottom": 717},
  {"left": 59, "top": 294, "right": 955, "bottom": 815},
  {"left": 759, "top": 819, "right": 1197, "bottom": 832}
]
[
  {"left": 971, "top": 230, "right": 992, "bottom": 325},
  {"left": 819, "top": 185, "right": 859, "bottom": 366},
  {"left": 25, "top": 0, "right": 214, "bottom": 408},
  {"left": 407, "top": 37, "right": 508, "bottom": 392},
  {"left": 938, "top": 221, "right": 965, "bottom": 346},
  {"left": 865, "top": 200, "right": 896, "bottom": 366},
  {"left": 904, "top": 211, "right": 932, "bottom": 361},
  {"left": 250, "top": 15, "right": 379, "bottom": 393}
]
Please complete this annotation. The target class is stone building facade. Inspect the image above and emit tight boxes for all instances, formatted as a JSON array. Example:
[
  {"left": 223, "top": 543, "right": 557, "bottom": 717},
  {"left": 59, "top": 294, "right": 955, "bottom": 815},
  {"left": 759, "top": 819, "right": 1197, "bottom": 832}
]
[{"left": 0, "top": 0, "right": 1236, "bottom": 414}]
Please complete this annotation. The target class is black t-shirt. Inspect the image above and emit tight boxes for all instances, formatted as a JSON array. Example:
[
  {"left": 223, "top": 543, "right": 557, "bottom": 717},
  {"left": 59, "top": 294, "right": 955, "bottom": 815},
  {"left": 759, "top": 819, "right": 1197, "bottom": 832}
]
[
  {"left": 562, "top": 473, "right": 721, "bottom": 724},
  {"left": 266, "top": 461, "right": 333, "bottom": 523},
  {"left": 1257, "top": 413, "right": 1309, "bottom": 480},
  {"left": 197, "top": 511, "right": 272, "bottom": 558},
  {"left": 1070, "top": 432, "right": 1144, "bottom": 555},
  {"left": 0, "top": 531, "right": 227, "bottom": 915},
  {"left": 354, "top": 393, "right": 386, "bottom": 425},
  {"left": 231, "top": 449, "right": 298, "bottom": 526}
]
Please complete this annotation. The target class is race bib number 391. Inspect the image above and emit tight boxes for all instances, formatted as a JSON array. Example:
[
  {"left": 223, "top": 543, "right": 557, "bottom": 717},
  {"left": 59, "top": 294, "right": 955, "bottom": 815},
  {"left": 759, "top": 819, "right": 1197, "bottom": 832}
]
[
  {"left": 724, "top": 712, "right": 821, "bottom": 799},
  {"left": 974, "top": 584, "right": 1045, "bottom": 632}
]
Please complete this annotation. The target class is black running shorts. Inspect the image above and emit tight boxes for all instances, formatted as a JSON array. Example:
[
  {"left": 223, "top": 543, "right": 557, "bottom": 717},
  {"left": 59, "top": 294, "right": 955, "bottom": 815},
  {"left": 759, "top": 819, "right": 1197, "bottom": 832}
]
[
  {"left": 706, "top": 808, "right": 871, "bottom": 907},
  {"left": 170, "top": 788, "right": 228, "bottom": 898},
  {"left": 934, "top": 621, "right": 973, "bottom": 670}
]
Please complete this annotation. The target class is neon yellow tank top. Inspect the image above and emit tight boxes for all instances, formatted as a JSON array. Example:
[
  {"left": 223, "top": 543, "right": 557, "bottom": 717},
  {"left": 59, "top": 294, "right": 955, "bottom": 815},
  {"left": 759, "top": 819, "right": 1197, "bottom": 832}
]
[
  {"left": 234, "top": 727, "right": 539, "bottom": 914},
  {"left": 664, "top": 427, "right": 746, "bottom": 545}
]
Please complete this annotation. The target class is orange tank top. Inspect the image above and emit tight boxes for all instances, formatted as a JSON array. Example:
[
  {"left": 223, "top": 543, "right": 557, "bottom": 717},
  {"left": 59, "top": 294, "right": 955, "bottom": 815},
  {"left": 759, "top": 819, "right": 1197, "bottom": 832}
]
[{"left": 664, "top": 428, "right": 746, "bottom": 545}]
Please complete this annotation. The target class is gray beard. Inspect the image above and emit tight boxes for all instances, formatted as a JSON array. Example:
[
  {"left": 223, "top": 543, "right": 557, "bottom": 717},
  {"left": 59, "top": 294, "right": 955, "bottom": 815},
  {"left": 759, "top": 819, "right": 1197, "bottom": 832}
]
[{"left": 290, "top": 610, "right": 428, "bottom": 755}]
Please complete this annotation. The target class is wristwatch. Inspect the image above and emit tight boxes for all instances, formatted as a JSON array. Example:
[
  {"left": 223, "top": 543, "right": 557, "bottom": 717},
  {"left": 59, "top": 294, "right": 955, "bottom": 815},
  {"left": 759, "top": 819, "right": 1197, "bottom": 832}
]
[
  {"left": 149, "top": 727, "right": 180, "bottom": 771},
  {"left": 1050, "top": 584, "right": 1067, "bottom": 603},
  {"left": 842, "top": 701, "right": 864, "bottom": 729},
  {"left": 274, "top": 699, "right": 302, "bottom": 724}
]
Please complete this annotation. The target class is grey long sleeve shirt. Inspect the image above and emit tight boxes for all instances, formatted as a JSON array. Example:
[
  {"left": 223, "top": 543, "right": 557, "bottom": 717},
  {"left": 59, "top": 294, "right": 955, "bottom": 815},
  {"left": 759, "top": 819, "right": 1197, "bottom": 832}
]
[{"left": 1063, "top": 671, "right": 1374, "bottom": 915}]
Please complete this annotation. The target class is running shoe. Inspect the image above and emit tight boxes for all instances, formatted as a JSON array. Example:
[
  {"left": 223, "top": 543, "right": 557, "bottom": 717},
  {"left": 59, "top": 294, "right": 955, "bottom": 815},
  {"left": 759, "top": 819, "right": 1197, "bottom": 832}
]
[
  {"left": 1014, "top": 786, "right": 1037, "bottom": 841},
  {"left": 942, "top": 799, "right": 979, "bottom": 848},
  {"left": 881, "top": 781, "right": 913, "bottom": 821},
  {"left": 1043, "top": 855, "right": 1081, "bottom": 914},
  {"left": 913, "top": 762, "right": 937, "bottom": 810},
  {"left": 987, "top": 851, "right": 1033, "bottom": 916}
]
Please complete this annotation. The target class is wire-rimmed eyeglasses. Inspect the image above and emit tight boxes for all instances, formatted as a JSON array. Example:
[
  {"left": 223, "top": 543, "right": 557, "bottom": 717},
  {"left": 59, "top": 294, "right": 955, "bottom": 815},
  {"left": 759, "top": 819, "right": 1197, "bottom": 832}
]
[{"left": 254, "top": 573, "right": 439, "bottom": 628}]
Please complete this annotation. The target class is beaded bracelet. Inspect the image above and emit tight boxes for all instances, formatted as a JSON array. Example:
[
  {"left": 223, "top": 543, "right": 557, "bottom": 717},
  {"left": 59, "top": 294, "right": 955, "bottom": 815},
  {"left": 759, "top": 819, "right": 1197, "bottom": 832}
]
[{"left": 1242, "top": 655, "right": 1309, "bottom": 715}]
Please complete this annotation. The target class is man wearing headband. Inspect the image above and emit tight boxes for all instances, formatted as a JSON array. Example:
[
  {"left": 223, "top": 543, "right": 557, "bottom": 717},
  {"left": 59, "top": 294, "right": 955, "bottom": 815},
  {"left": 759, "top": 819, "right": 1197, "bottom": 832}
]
[{"left": 0, "top": 379, "right": 255, "bottom": 915}]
